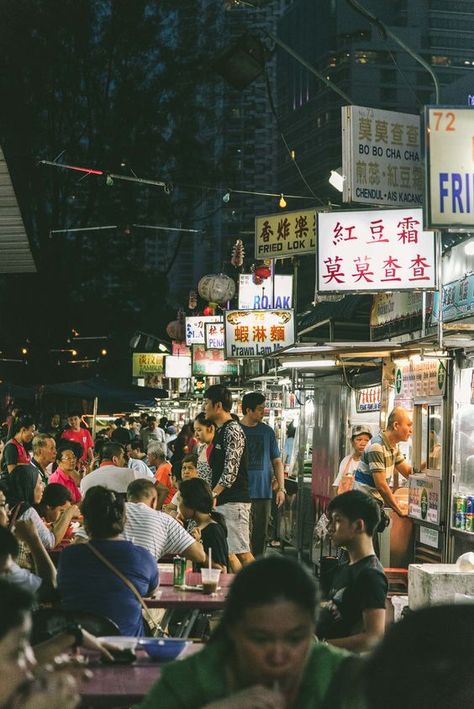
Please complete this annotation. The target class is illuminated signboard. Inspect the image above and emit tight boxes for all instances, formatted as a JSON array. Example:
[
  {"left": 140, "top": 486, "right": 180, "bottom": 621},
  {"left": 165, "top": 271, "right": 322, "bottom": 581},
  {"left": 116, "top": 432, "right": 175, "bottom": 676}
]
[
  {"left": 224, "top": 309, "right": 295, "bottom": 359},
  {"left": 185, "top": 316, "right": 222, "bottom": 346},
  {"left": 204, "top": 322, "right": 225, "bottom": 350},
  {"left": 192, "top": 345, "right": 238, "bottom": 376},
  {"left": 255, "top": 208, "right": 316, "bottom": 259},
  {"left": 164, "top": 355, "right": 192, "bottom": 379}
]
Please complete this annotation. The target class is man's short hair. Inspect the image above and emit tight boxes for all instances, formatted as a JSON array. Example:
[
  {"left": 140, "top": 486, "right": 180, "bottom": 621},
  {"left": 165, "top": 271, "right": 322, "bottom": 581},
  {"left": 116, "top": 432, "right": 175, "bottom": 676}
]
[
  {"left": 129, "top": 438, "right": 144, "bottom": 453},
  {"left": 328, "top": 490, "right": 381, "bottom": 536},
  {"left": 68, "top": 411, "right": 82, "bottom": 419},
  {"left": 100, "top": 442, "right": 125, "bottom": 463},
  {"left": 147, "top": 416, "right": 157, "bottom": 423},
  {"left": 242, "top": 391, "right": 265, "bottom": 414},
  {"left": 204, "top": 384, "right": 232, "bottom": 412},
  {"left": 32, "top": 433, "right": 54, "bottom": 453},
  {"left": 147, "top": 443, "right": 166, "bottom": 460},
  {"left": 182, "top": 453, "right": 198, "bottom": 468},
  {"left": 127, "top": 478, "right": 156, "bottom": 502}
]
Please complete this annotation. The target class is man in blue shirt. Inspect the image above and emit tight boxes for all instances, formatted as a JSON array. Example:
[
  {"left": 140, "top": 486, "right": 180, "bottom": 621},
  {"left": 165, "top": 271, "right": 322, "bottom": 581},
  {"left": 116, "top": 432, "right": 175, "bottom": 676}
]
[{"left": 240, "top": 392, "right": 285, "bottom": 556}]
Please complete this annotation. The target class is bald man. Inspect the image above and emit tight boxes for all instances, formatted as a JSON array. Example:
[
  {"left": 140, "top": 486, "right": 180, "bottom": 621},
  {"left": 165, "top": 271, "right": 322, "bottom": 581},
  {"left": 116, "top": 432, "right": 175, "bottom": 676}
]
[{"left": 353, "top": 407, "right": 413, "bottom": 517}]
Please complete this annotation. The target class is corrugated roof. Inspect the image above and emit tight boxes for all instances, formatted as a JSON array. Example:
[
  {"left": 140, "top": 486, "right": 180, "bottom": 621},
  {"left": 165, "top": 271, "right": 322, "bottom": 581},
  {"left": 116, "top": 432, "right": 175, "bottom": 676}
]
[
  {"left": 298, "top": 294, "right": 372, "bottom": 328},
  {"left": 0, "top": 145, "right": 36, "bottom": 273}
]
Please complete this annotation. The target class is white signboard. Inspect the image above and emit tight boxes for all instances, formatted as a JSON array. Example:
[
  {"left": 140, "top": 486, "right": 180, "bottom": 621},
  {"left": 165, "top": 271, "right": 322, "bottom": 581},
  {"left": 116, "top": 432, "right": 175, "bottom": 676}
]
[
  {"left": 317, "top": 208, "right": 436, "bottom": 293},
  {"left": 204, "top": 322, "right": 225, "bottom": 350},
  {"left": 185, "top": 316, "right": 222, "bottom": 346},
  {"left": 224, "top": 309, "right": 295, "bottom": 359},
  {"left": 164, "top": 355, "right": 192, "bottom": 379},
  {"left": 238, "top": 274, "right": 293, "bottom": 310},
  {"left": 426, "top": 106, "right": 474, "bottom": 227},
  {"left": 255, "top": 208, "right": 316, "bottom": 259},
  {"left": 342, "top": 106, "right": 423, "bottom": 207}
]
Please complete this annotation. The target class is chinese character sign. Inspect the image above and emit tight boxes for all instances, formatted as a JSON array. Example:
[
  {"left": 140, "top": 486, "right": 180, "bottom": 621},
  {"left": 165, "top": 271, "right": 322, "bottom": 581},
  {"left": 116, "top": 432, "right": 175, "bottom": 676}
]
[
  {"left": 205, "top": 322, "right": 225, "bottom": 350},
  {"left": 185, "top": 316, "right": 222, "bottom": 346},
  {"left": 192, "top": 345, "right": 238, "bottom": 376},
  {"left": 426, "top": 107, "right": 474, "bottom": 227},
  {"left": 342, "top": 106, "right": 423, "bottom": 207},
  {"left": 238, "top": 274, "right": 293, "bottom": 310},
  {"left": 255, "top": 209, "right": 316, "bottom": 259},
  {"left": 132, "top": 353, "right": 164, "bottom": 377},
  {"left": 224, "top": 310, "right": 295, "bottom": 359},
  {"left": 317, "top": 209, "right": 435, "bottom": 293}
]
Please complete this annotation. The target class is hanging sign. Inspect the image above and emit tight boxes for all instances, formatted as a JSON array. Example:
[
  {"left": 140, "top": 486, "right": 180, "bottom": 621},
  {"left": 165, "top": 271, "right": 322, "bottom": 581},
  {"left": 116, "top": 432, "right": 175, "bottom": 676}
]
[
  {"left": 356, "top": 386, "right": 381, "bottom": 413},
  {"left": 426, "top": 106, "right": 474, "bottom": 228},
  {"left": 132, "top": 353, "right": 164, "bottom": 377},
  {"left": 204, "top": 322, "right": 225, "bottom": 350},
  {"left": 192, "top": 345, "right": 238, "bottom": 376},
  {"left": 408, "top": 475, "right": 441, "bottom": 524},
  {"left": 185, "top": 315, "right": 222, "bottom": 346},
  {"left": 317, "top": 208, "right": 436, "bottom": 293},
  {"left": 238, "top": 274, "right": 293, "bottom": 310},
  {"left": 224, "top": 309, "right": 295, "bottom": 359},
  {"left": 342, "top": 106, "right": 423, "bottom": 207},
  {"left": 255, "top": 208, "right": 316, "bottom": 259},
  {"left": 164, "top": 355, "right": 192, "bottom": 379},
  {"left": 394, "top": 358, "right": 446, "bottom": 400}
]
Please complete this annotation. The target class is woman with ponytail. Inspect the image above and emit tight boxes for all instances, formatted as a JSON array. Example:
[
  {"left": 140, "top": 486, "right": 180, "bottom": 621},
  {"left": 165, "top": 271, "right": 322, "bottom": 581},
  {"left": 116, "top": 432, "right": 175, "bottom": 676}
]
[
  {"left": 57, "top": 486, "right": 158, "bottom": 636},
  {"left": 179, "top": 478, "right": 229, "bottom": 572}
]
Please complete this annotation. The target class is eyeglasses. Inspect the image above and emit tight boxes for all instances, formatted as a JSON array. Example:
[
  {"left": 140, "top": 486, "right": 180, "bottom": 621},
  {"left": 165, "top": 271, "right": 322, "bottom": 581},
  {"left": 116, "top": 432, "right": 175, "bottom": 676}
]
[{"left": 61, "top": 455, "right": 77, "bottom": 462}]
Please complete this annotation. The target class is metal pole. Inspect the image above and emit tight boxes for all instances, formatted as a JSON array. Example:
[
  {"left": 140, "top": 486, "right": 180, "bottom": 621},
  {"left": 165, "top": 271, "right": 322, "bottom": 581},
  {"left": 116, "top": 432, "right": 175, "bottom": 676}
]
[
  {"left": 436, "top": 230, "right": 443, "bottom": 349},
  {"left": 296, "top": 386, "right": 306, "bottom": 560}
]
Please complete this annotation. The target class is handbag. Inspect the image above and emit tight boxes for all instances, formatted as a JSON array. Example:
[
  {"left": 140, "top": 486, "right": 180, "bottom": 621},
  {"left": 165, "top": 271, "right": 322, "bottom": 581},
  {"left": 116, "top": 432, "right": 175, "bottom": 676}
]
[{"left": 86, "top": 542, "right": 165, "bottom": 637}]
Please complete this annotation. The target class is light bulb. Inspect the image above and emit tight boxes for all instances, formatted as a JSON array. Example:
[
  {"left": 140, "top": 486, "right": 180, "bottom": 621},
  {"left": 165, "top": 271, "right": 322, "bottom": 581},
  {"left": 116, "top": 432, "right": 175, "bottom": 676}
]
[
  {"left": 223, "top": 191, "right": 231, "bottom": 203},
  {"left": 279, "top": 194, "right": 287, "bottom": 208},
  {"left": 100, "top": 348, "right": 108, "bottom": 356},
  {"left": 71, "top": 349, "right": 78, "bottom": 357}
]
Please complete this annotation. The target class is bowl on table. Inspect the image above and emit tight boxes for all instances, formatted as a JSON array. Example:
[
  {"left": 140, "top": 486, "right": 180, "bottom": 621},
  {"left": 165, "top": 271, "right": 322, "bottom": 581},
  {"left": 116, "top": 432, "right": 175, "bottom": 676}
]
[{"left": 137, "top": 637, "right": 188, "bottom": 661}]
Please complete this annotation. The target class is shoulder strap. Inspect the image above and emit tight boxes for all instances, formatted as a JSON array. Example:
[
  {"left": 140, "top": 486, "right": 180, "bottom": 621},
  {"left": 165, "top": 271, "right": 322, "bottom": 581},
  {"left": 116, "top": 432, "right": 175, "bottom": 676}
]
[{"left": 86, "top": 542, "right": 158, "bottom": 629}]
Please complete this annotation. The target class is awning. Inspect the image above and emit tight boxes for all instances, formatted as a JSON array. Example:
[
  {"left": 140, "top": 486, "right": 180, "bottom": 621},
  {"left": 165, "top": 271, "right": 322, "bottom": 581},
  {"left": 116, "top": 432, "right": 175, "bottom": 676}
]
[
  {"left": 42, "top": 376, "right": 167, "bottom": 408},
  {"left": 0, "top": 145, "right": 36, "bottom": 273}
]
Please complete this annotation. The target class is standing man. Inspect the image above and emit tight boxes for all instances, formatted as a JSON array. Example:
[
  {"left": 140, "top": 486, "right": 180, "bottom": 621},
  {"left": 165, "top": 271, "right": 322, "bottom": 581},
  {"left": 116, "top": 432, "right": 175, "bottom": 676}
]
[
  {"left": 240, "top": 391, "right": 285, "bottom": 557},
  {"left": 354, "top": 407, "right": 414, "bottom": 518},
  {"left": 31, "top": 433, "right": 57, "bottom": 485},
  {"left": 204, "top": 384, "right": 253, "bottom": 572},
  {"left": 141, "top": 416, "right": 166, "bottom": 454},
  {"left": 61, "top": 412, "right": 94, "bottom": 465}
]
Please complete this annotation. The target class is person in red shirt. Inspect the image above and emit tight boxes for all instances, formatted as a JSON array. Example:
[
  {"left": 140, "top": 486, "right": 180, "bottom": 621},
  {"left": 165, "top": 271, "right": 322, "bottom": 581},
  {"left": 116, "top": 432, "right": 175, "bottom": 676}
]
[
  {"left": 48, "top": 445, "right": 82, "bottom": 503},
  {"left": 61, "top": 412, "right": 94, "bottom": 464},
  {"left": 2, "top": 414, "right": 35, "bottom": 473},
  {"left": 152, "top": 449, "right": 176, "bottom": 505}
]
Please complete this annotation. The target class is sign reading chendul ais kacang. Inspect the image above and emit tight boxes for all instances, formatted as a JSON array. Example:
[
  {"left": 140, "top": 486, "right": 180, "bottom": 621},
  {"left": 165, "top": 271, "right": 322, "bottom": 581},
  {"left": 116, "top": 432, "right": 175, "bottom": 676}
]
[
  {"left": 356, "top": 386, "right": 381, "bottom": 413},
  {"left": 342, "top": 106, "right": 423, "bottom": 207},
  {"left": 224, "top": 309, "right": 295, "bottom": 359},
  {"left": 408, "top": 474, "right": 441, "bottom": 525},
  {"left": 255, "top": 208, "right": 316, "bottom": 259},
  {"left": 132, "top": 353, "right": 164, "bottom": 377},
  {"left": 192, "top": 345, "right": 238, "bottom": 376},
  {"left": 425, "top": 106, "right": 474, "bottom": 228},
  {"left": 185, "top": 315, "right": 222, "bottom": 346},
  {"left": 317, "top": 208, "right": 436, "bottom": 294},
  {"left": 238, "top": 274, "right": 293, "bottom": 310},
  {"left": 205, "top": 321, "right": 225, "bottom": 350}
]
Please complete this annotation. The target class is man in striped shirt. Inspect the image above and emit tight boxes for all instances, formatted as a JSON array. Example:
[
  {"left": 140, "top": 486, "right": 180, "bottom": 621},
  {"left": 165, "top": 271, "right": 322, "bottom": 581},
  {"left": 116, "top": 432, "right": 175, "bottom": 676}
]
[
  {"left": 353, "top": 407, "right": 414, "bottom": 518},
  {"left": 123, "top": 478, "right": 206, "bottom": 564}
]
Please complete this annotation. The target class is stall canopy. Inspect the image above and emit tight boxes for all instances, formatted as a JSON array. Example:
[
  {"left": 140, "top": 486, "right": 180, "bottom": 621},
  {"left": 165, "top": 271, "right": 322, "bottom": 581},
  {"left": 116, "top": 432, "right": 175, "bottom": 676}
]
[
  {"left": 0, "top": 381, "right": 36, "bottom": 403},
  {"left": 42, "top": 376, "right": 167, "bottom": 409}
]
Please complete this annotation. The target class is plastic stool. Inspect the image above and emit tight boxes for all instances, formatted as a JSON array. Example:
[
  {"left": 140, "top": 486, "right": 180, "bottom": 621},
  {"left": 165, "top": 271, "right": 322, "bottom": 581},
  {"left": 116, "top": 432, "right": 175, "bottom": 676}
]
[{"left": 384, "top": 567, "right": 408, "bottom": 592}]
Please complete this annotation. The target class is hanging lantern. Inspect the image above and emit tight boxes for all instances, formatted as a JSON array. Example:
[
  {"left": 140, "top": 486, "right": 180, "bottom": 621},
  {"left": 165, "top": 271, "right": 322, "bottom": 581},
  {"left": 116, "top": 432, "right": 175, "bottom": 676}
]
[
  {"left": 254, "top": 264, "right": 271, "bottom": 280},
  {"left": 203, "top": 303, "right": 217, "bottom": 316},
  {"left": 198, "top": 273, "right": 235, "bottom": 305},
  {"left": 252, "top": 273, "right": 264, "bottom": 285},
  {"left": 231, "top": 239, "right": 245, "bottom": 268},
  {"left": 166, "top": 309, "right": 186, "bottom": 342},
  {"left": 188, "top": 289, "right": 198, "bottom": 310}
]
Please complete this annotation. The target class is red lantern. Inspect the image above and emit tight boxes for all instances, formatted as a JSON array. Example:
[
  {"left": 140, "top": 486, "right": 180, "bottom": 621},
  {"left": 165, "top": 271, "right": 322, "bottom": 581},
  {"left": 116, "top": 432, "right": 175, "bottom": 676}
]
[
  {"left": 254, "top": 265, "right": 271, "bottom": 280},
  {"left": 203, "top": 304, "right": 216, "bottom": 316}
]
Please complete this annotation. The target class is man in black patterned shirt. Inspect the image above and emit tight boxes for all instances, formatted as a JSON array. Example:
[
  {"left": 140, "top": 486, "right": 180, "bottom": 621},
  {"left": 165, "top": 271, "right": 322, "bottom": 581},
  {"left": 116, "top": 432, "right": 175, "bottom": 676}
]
[{"left": 204, "top": 384, "right": 253, "bottom": 572}]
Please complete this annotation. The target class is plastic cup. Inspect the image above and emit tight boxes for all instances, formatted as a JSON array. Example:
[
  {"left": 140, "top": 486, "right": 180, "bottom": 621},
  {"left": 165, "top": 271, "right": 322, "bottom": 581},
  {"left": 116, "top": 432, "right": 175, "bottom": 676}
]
[{"left": 201, "top": 568, "right": 221, "bottom": 594}]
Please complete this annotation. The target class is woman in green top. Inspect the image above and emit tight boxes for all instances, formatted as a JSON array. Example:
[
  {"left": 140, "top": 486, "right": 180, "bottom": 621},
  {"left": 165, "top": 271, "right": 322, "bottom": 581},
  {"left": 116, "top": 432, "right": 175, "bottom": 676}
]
[{"left": 136, "top": 555, "right": 359, "bottom": 709}]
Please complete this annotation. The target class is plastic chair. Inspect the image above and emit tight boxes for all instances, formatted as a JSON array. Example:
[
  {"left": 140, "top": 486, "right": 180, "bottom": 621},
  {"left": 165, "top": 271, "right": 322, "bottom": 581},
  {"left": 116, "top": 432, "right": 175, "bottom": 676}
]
[{"left": 32, "top": 607, "right": 119, "bottom": 645}]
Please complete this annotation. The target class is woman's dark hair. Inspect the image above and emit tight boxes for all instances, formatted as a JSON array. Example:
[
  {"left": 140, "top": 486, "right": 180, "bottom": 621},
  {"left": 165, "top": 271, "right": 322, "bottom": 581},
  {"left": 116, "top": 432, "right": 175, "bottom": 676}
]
[
  {"left": 179, "top": 478, "right": 227, "bottom": 532},
  {"left": 81, "top": 485, "right": 125, "bottom": 539},
  {"left": 0, "top": 579, "right": 33, "bottom": 640},
  {"left": 6, "top": 464, "right": 40, "bottom": 516},
  {"left": 8, "top": 414, "right": 35, "bottom": 439},
  {"left": 56, "top": 440, "right": 83, "bottom": 462},
  {"left": 211, "top": 556, "right": 319, "bottom": 643},
  {"left": 40, "top": 483, "right": 72, "bottom": 509},
  {"left": 194, "top": 412, "right": 215, "bottom": 430},
  {"left": 364, "top": 605, "right": 474, "bottom": 709}
]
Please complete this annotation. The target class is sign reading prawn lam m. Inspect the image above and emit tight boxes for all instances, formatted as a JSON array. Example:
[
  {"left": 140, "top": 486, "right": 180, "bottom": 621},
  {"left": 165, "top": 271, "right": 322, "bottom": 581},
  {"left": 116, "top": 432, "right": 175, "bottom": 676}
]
[
  {"left": 317, "top": 208, "right": 436, "bottom": 293},
  {"left": 255, "top": 209, "right": 316, "bottom": 259},
  {"left": 224, "top": 309, "right": 295, "bottom": 359}
]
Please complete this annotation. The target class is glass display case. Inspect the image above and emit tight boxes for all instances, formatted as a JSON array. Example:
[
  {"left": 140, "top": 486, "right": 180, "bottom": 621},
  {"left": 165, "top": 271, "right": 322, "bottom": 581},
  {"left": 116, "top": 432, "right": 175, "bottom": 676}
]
[{"left": 451, "top": 367, "right": 474, "bottom": 535}]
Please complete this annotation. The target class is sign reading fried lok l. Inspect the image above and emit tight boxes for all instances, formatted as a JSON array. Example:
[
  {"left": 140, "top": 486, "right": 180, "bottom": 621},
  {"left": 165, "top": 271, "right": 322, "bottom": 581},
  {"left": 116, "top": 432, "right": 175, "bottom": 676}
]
[
  {"left": 255, "top": 208, "right": 316, "bottom": 258},
  {"left": 224, "top": 309, "right": 295, "bottom": 359}
]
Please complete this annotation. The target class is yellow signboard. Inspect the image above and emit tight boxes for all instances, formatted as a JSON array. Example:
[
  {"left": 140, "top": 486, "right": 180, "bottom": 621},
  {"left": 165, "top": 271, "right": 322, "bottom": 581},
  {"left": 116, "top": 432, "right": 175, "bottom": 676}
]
[
  {"left": 255, "top": 208, "right": 316, "bottom": 259},
  {"left": 132, "top": 353, "right": 164, "bottom": 377}
]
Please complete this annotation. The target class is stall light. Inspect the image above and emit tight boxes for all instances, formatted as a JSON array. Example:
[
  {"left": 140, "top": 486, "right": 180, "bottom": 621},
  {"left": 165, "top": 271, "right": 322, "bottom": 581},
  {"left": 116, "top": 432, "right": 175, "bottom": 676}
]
[
  {"left": 158, "top": 343, "right": 169, "bottom": 353},
  {"left": 100, "top": 348, "right": 108, "bottom": 356},
  {"left": 280, "top": 359, "right": 338, "bottom": 369},
  {"left": 329, "top": 168, "right": 345, "bottom": 192}
]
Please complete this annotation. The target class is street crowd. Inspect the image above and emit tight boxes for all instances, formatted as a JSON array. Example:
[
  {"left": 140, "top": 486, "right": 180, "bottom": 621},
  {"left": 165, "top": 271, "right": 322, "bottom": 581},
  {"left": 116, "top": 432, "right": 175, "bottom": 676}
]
[{"left": 0, "top": 387, "right": 471, "bottom": 708}]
